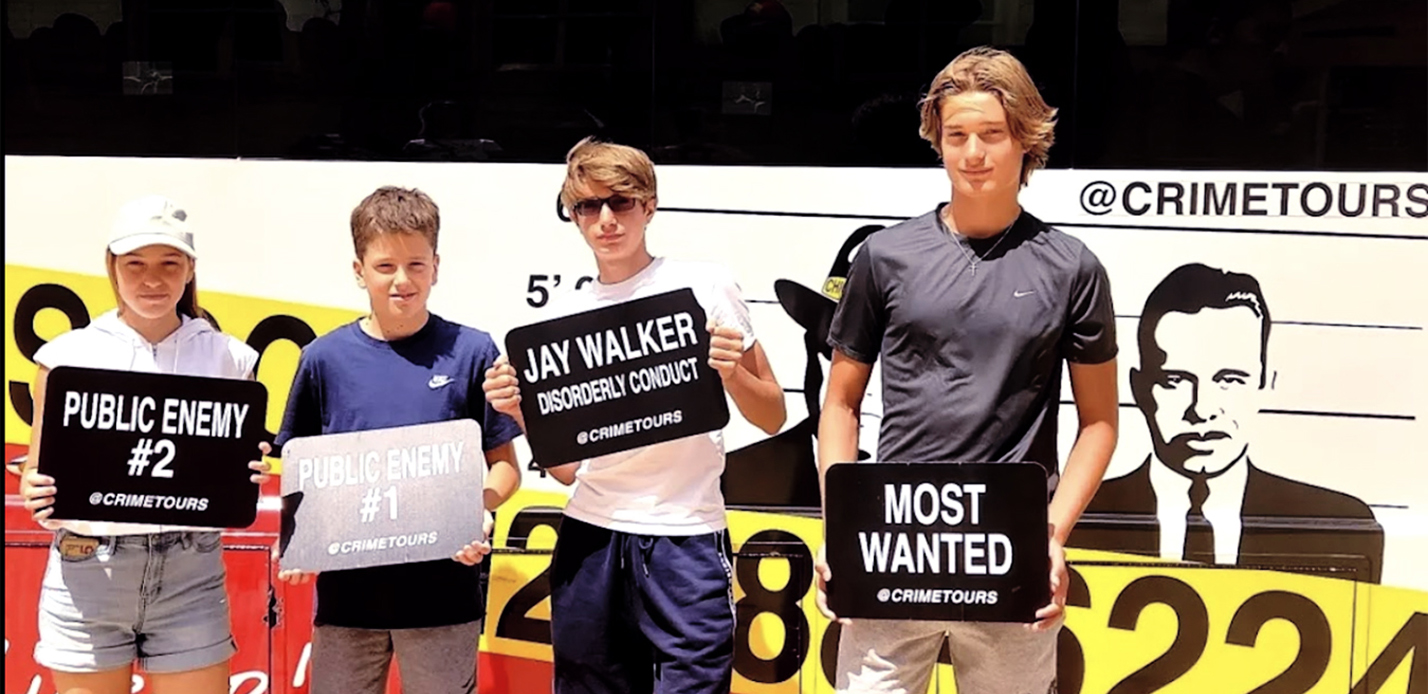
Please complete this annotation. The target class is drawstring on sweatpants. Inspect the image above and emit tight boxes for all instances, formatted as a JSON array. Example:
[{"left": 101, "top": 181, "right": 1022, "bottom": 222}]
[{"left": 636, "top": 536, "right": 656, "bottom": 577}]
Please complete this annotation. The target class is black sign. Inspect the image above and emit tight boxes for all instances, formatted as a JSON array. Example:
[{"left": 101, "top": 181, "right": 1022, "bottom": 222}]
[
  {"left": 825, "top": 462, "right": 1050, "bottom": 622},
  {"left": 278, "top": 420, "right": 485, "bottom": 572},
  {"left": 505, "top": 288, "right": 730, "bottom": 466},
  {"left": 38, "top": 366, "right": 268, "bottom": 527}
]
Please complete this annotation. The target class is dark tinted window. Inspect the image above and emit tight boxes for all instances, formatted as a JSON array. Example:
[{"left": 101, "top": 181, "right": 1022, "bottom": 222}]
[
  {"left": 647, "top": 1, "right": 1051, "bottom": 167},
  {"left": 4, "top": 0, "right": 1423, "bottom": 170},
  {"left": 1078, "top": 0, "right": 1426, "bottom": 171}
]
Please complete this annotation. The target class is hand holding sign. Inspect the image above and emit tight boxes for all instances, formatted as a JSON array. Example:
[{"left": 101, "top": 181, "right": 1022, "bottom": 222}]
[
  {"left": 1030, "top": 531, "right": 1069, "bottom": 632},
  {"left": 19, "top": 468, "right": 57, "bottom": 523},
  {"left": 249, "top": 441, "right": 274, "bottom": 484},
  {"left": 814, "top": 544, "right": 850, "bottom": 625},
  {"left": 483, "top": 355, "right": 525, "bottom": 429},
  {"left": 707, "top": 321, "right": 746, "bottom": 380},
  {"left": 274, "top": 538, "right": 317, "bottom": 585},
  {"left": 453, "top": 509, "right": 496, "bottom": 566}
]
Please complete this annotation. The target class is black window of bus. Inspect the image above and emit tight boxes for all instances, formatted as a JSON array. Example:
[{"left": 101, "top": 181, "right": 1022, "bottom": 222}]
[
  {"left": 1078, "top": 0, "right": 1427, "bottom": 172},
  {"left": 3, "top": 0, "right": 1423, "bottom": 171}
]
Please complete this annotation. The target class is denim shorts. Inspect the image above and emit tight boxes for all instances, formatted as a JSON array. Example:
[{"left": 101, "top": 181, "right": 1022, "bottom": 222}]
[{"left": 35, "top": 529, "right": 237, "bottom": 674}]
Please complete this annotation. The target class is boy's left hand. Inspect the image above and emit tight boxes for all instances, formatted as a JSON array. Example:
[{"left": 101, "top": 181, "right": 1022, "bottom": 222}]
[
  {"left": 249, "top": 441, "right": 273, "bottom": 485},
  {"left": 708, "top": 321, "right": 745, "bottom": 380},
  {"left": 1028, "top": 528, "right": 1068, "bottom": 632},
  {"left": 454, "top": 509, "right": 496, "bottom": 565}
]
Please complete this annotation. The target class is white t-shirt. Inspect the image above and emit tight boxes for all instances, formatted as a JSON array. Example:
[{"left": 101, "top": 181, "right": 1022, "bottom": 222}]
[
  {"left": 31, "top": 310, "right": 259, "bottom": 536},
  {"left": 554, "top": 257, "right": 755, "bottom": 535}
]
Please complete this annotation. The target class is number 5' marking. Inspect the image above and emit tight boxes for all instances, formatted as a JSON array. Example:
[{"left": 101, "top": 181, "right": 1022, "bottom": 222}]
[{"left": 527, "top": 275, "right": 552, "bottom": 308}]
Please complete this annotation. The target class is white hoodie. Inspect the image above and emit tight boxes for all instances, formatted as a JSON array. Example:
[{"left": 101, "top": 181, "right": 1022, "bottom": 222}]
[{"left": 32, "top": 309, "right": 259, "bottom": 536}]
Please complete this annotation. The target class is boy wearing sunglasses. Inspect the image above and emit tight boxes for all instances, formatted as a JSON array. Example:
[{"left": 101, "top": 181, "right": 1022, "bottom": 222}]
[{"left": 483, "top": 137, "right": 786, "bottom": 694}]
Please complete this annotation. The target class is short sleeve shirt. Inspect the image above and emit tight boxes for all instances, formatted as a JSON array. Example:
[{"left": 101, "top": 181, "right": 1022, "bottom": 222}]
[{"left": 828, "top": 207, "right": 1116, "bottom": 487}]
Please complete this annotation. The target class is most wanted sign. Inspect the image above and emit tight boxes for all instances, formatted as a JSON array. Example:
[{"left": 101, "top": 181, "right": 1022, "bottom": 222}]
[
  {"left": 38, "top": 366, "right": 268, "bottom": 527},
  {"left": 505, "top": 288, "right": 730, "bottom": 466},
  {"left": 825, "top": 462, "right": 1051, "bottom": 622}
]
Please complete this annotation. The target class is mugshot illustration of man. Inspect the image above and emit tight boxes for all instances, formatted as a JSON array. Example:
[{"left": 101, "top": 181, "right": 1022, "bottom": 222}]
[
  {"left": 723, "top": 224, "right": 885, "bottom": 509},
  {"left": 1071, "top": 263, "right": 1384, "bottom": 583}
]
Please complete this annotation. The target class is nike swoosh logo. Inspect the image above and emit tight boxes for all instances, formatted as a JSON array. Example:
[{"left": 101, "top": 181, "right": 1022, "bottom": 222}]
[
  {"left": 428, "top": 376, "right": 453, "bottom": 389},
  {"left": 1014, "top": 290, "right": 1035, "bottom": 298}
]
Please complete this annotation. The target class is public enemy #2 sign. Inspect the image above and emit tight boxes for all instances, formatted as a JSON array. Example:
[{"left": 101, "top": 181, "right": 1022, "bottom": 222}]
[
  {"left": 506, "top": 289, "right": 730, "bottom": 466},
  {"left": 279, "top": 419, "right": 485, "bottom": 572},
  {"left": 825, "top": 462, "right": 1051, "bottom": 622},
  {"left": 38, "top": 366, "right": 268, "bottom": 527}
]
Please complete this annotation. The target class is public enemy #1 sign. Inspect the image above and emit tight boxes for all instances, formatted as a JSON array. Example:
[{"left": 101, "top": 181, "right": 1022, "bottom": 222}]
[
  {"left": 279, "top": 419, "right": 485, "bottom": 572},
  {"left": 825, "top": 462, "right": 1050, "bottom": 622},
  {"left": 505, "top": 289, "right": 730, "bottom": 466},
  {"left": 38, "top": 366, "right": 268, "bottom": 527}
]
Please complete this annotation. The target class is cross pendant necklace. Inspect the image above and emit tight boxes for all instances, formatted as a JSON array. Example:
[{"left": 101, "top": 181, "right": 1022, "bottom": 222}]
[{"left": 945, "top": 209, "right": 1015, "bottom": 276}]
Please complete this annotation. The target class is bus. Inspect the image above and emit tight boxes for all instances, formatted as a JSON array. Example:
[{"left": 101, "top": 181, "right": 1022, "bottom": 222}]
[{"left": 5, "top": 1, "right": 1425, "bottom": 692}]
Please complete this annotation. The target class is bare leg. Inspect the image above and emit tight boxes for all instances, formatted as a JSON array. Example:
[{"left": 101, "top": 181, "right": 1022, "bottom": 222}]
[
  {"left": 51, "top": 665, "right": 136, "bottom": 694},
  {"left": 149, "top": 659, "right": 232, "bottom": 694}
]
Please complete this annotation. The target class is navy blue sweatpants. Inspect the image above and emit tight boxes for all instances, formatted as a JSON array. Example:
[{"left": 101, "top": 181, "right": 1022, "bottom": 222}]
[{"left": 549, "top": 516, "right": 735, "bottom": 694}]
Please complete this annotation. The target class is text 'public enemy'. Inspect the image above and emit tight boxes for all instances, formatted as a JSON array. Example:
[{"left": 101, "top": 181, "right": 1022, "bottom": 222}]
[
  {"left": 63, "top": 392, "right": 250, "bottom": 439},
  {"left": 296, "top": 441, "right": 466, "bottom": 492}
]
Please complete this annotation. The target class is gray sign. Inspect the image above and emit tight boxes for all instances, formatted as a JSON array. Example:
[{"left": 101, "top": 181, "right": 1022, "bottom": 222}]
[{"left": 278, "top": 420, "right": 485, "bottom": 572}]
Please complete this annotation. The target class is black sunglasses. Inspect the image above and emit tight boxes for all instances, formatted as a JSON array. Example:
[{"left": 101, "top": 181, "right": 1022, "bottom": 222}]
[{"left": 571, "top": 195, "right": 639, "bottom": 218}]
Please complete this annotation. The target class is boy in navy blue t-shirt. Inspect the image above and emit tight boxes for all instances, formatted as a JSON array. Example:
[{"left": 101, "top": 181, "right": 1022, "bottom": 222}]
[{"left": 275, "top": 186, "right": 523, "bottom": 694}]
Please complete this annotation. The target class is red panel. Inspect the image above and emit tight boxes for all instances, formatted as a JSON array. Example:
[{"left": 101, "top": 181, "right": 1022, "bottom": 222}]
[
  {"left": 4, "top": 542, "right": 51, "bottom": 694},
  {"left": 479, "top": 652, "right": 555, "bottom": 694}
]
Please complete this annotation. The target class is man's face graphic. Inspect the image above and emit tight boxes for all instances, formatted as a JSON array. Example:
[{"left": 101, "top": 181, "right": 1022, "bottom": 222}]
[{"left": 1136, "top": 306, "right": 1266, "bottom": 475}]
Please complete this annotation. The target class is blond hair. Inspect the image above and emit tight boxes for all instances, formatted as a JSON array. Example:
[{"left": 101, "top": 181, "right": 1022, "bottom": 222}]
[
  {"left": 918, "top": 47, "right": 1057, "bottom": 186},
  {"left": 559, "top": 137, "right": 658, "bottom": 211},
  {"left": 349, "top": 186, "right": 440, "bottom": 258}
]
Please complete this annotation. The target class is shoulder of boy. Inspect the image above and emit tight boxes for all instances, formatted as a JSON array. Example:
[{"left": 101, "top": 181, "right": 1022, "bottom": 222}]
[
  {"left": 454, "top": 319, "right": 499, "bottom": 345},
  {"left": 450, "top": 322, "right": 504, "bottom": 365},
  {"left": 285, "top": 327, "right": 354, "bottom": 378},
  {"left": 546, "top": 285, "right": 590, "bottom": 319}
]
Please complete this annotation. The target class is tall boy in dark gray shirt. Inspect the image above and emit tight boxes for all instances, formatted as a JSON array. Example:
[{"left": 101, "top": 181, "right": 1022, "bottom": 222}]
[{"left": 815, "top": 47, "right": 1121, "bottom": 693}]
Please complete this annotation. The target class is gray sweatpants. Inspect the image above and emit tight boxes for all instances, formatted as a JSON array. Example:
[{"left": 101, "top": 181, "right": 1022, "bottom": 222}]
[
  {"left": 836, "top": 617, "right": 1060, "bottom": 694},
  {"left": 310, "top": 620, "right": 482, "bottom": 694}
]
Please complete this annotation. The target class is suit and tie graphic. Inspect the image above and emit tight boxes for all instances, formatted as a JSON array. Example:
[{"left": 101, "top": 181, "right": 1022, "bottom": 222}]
[
  {"left": 1069, "top": 264, "right": 1385, "bottom": 584},
  {"left": 1074, "top": 456, "right": 1384, "bottom": 583}
]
